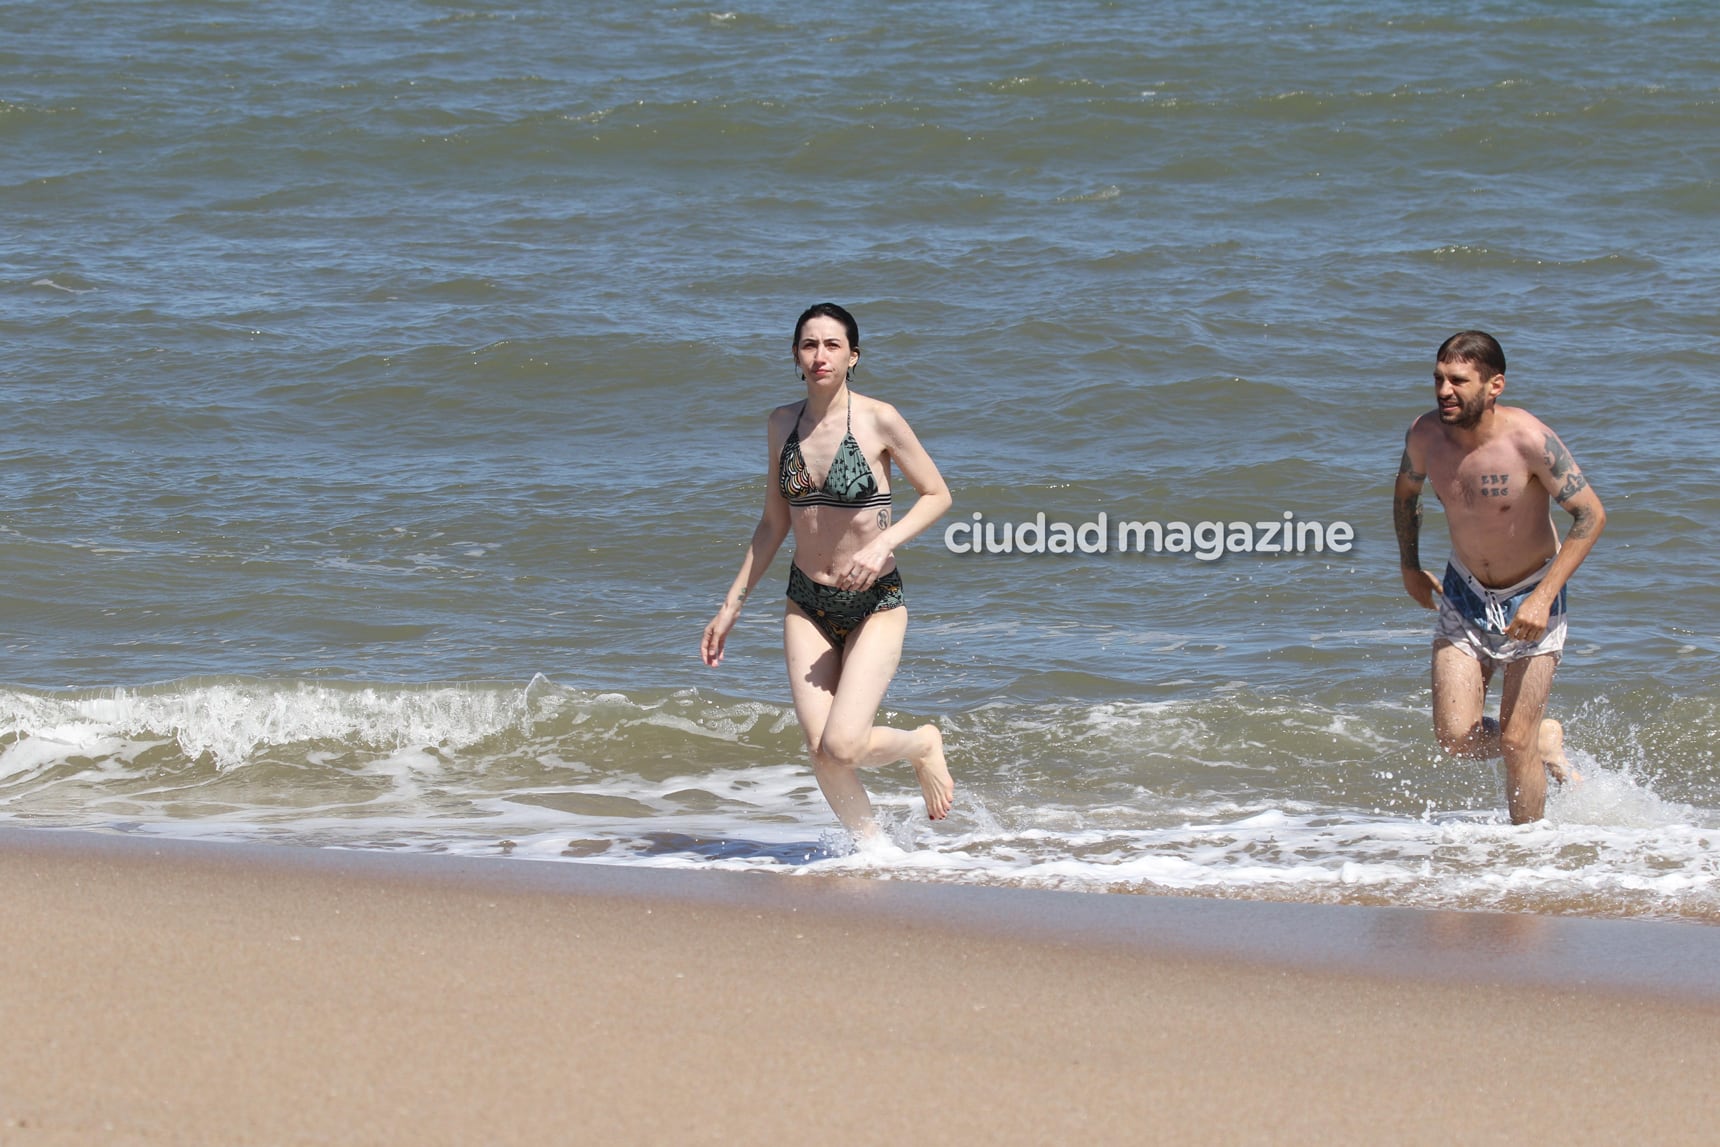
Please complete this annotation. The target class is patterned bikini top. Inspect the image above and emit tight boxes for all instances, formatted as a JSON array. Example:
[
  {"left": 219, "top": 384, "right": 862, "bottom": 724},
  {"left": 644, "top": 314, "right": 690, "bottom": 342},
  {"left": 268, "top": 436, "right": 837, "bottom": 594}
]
[{"left": 778, "top": 396, "right": 892, "bottom": 510}]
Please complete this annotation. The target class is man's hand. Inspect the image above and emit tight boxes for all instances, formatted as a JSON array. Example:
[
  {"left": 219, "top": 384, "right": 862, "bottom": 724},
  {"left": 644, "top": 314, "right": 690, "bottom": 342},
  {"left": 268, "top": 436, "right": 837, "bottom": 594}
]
[
  {"left": 1506, "top": 591, "right": 1553, "bottom": 642},
  {"left": 1402, "top": 567, "right": 1443, "bottom": 610}
]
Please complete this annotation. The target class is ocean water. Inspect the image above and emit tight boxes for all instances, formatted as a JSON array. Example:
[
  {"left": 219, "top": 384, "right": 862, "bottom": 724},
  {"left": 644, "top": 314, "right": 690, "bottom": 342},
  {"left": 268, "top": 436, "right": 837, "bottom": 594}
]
[{"left": 3, "top": 1, "right": 1718, "bottom": 922}]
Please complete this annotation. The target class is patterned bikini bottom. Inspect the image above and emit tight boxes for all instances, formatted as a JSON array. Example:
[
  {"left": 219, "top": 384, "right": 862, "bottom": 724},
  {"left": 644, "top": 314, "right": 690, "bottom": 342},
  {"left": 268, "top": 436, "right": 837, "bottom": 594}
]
[{"left": 786, "top": 565, "right": 905, "bottom": 651}]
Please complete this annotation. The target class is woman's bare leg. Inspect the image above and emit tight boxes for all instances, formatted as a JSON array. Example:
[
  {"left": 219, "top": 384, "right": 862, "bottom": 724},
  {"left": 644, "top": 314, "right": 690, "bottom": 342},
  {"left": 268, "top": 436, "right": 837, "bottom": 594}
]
[
  {"left": 783, "top": 604, "right": 952, "bottom": 835},
  {"left": 782, "top": 606, "right": 866, "bottom": 831},
  {"left": 827, "top": 608, "right": 952, "bottom": 821}
]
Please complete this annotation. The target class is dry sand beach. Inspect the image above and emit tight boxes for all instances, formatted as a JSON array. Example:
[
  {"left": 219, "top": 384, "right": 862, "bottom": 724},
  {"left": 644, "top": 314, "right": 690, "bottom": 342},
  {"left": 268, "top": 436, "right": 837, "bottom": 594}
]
[{"left": 4, "top": 828, "right": 1719, "bottom": 1146}]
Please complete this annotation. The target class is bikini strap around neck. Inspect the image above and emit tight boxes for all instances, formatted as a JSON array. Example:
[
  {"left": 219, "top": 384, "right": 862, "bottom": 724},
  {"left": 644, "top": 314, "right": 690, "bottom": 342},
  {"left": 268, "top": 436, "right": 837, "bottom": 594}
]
[{"left": 794, "top": 393, "right": 852, "bottom": 440}]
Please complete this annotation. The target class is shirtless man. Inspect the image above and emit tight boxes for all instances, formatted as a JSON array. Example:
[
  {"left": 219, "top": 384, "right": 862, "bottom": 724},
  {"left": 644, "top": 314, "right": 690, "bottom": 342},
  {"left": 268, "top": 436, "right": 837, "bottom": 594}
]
[{"left": 1394, "top": 331, "right": 1606, "bottom": 824}]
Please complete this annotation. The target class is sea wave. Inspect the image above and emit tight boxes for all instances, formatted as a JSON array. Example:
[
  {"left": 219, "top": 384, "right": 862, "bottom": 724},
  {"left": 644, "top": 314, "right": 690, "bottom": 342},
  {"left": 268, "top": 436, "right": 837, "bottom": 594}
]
[{"left": 2, "top": 677, "right": 1715, "bottom": 922}]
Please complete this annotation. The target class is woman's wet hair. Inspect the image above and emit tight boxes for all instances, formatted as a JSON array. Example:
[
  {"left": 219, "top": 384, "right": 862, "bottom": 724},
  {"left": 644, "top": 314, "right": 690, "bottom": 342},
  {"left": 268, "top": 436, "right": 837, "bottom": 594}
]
[
  {"left": 793, "top": 302, "right": 860, "bottom": 350},
  {"left": 1436, "top": 330, "right": 1506, "bottom": 378}
]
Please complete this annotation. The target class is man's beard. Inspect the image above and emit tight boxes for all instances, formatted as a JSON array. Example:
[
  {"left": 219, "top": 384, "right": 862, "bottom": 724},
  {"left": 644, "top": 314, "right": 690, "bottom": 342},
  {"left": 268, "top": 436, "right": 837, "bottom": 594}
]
[{"left": 1441, "top": 391, "right": 1487, "bottom": 428}]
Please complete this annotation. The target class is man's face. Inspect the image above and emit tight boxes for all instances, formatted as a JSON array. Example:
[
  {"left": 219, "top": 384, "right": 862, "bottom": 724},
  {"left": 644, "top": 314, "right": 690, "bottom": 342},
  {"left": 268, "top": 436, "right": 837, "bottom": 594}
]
[{"left": 1433, "top": 358, "right": 1498, "bottom": 429}]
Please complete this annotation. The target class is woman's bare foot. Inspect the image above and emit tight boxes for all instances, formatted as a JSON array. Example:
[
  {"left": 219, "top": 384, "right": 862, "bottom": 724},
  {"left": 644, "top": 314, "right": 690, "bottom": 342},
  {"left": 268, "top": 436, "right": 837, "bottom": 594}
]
[
  {"left": 1540, "top": 718, "right": 1581, "bottom": 785},
  {"left": 911, "top": 724, "right": 954, "bottom": 820}
]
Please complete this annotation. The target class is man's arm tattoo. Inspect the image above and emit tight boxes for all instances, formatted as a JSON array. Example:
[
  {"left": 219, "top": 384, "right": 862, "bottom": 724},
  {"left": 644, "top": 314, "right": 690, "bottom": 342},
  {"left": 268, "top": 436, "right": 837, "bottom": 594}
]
[
  {"left": 1397, "top": 448, "right": 1426, "bottom": 481},
  {"left": 1567, "top": 504, "right": 1600, "bottom": 540},
  {"left": 1543, "top": 432, "right": 1589, "bottom": 503},
  {"left": 1555, "top": 470, "right": 1589, "bottom": 504},
  {"left": 1393, "top": 491, "right": 1422, "bottom": 569}
]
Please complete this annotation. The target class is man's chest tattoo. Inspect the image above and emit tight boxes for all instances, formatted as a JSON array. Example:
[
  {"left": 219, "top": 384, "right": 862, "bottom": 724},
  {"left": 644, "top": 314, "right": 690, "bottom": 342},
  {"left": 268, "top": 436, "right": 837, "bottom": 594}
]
[{"left": 1480, "top": 473, "right": 1510, "bottom": 498}]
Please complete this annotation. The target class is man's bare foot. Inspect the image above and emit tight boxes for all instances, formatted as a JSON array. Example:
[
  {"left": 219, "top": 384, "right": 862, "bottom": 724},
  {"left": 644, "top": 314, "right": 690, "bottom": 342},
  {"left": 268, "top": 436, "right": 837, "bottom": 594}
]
[
  {"left": 911, "top": 724, "right": 954, "bottom": 820},
  {"left": 1540, "top": 718, "right": 1581, "bottom": 785}
]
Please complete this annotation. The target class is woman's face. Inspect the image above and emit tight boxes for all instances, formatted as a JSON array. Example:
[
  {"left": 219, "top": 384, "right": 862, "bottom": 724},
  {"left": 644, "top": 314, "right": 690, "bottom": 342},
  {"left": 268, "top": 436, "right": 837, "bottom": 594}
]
[{"left": 794, "top": 315, "right": 858, "bottom": 387}]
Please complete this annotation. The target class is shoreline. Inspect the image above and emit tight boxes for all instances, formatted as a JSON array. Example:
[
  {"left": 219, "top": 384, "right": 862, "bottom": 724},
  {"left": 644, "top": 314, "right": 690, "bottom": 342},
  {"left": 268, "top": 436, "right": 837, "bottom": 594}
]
[
  {"left": 10, "top": 825, "right": 1720, "bottom": 1004},
  {"left": 6, "top": 824, "right": 1719, "bottom": 1003},
  {"left": 6, "top": 825, "right": 1720, "bottom": 1144}
]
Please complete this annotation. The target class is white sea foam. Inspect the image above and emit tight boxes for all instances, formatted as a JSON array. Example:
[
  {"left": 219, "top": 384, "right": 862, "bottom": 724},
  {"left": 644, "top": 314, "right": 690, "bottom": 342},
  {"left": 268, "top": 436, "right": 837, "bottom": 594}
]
[
  {"left": 31, "top": 277, "right": 96, "bottom": 294},
  {"left": 438, "top": 754, "right": 1720, "bottom": 921},
  {"left": 2, "top": 684, "right": 1715, "bottom": 921},
  {"left": 0, "top": 680, "right": 540, "bottom": 771}
]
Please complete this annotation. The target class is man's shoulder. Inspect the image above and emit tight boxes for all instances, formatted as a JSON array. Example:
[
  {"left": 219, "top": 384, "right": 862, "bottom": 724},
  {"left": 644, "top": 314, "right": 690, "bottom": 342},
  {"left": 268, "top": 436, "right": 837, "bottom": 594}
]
[
  {"left": 1492, "top": 404, "right": 1554, "bottom": 434},
  {"left": 1491, "top": 405, "right": 1561, "bottom": 455},
  {"left": 1406, "top": 410, "right": 1440, "bottom": 436}
]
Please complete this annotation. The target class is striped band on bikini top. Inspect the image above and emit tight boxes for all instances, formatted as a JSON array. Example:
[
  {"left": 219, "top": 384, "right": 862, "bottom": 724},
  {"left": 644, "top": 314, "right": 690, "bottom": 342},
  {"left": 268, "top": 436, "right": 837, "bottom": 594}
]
[{"left": 777, "top": 398, "right": 892, "bottom": 510}]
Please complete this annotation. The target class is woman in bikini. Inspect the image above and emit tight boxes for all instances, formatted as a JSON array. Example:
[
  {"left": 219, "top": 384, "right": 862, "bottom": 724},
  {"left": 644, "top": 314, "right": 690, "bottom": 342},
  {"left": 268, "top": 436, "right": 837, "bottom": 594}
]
[{"left": 701, "top": 302, "right": 954, "bottom": 838}]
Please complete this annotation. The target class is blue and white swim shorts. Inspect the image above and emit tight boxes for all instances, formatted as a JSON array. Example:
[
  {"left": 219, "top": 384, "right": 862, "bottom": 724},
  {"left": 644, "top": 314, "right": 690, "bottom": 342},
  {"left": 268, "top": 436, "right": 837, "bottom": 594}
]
[{"left": 1434, "top": 553, "right": 1566, "bottom": 663}]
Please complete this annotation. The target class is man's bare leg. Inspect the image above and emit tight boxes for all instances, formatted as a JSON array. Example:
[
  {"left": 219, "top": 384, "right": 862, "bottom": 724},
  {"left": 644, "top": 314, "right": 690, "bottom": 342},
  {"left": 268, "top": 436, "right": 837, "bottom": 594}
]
[
  {"left": 1537, "top": 717, "right": 1580, "bottom": 785},
  {"left": 1432, "top": 642, "right": 1574, "bottom": 822},
  {"left": 1497, "top": 654, "right": 1569, "bottom": 822},
  {"left": 1431, "top": 640, "right": 1497, "bottom": 758},
  {"left": 1496, "top": 654, "right": 1565, "bottom": 823}
]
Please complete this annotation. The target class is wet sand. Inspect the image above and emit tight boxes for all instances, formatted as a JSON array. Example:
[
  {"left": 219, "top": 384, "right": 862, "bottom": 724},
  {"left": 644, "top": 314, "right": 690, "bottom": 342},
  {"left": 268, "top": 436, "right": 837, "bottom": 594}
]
[{"left": 4, "top": 826, "right": 1719, "bottom": 1145}]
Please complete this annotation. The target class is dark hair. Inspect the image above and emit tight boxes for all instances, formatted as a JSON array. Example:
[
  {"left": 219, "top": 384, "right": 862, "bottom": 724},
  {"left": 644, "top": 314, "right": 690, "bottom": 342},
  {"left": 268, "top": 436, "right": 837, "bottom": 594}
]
[
  {"left": 792, "top": 302, "right": 860, "bottom": 349},
  {"left": 1436, "top": 330, "right": 1506, "bottom": 378}
]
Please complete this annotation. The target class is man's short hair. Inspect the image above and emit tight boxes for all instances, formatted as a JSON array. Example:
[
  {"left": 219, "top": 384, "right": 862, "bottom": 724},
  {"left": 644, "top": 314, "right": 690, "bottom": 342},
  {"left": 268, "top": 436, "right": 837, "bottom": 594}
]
[{"left": 1437, "top": 330, "right": 1507, "bottom": 378}]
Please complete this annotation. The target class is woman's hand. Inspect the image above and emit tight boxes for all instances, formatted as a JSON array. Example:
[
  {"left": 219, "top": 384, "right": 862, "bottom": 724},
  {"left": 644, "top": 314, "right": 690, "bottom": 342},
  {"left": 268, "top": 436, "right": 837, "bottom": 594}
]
[
  {"left": 702, "top": 603, "right": 741, "bottom": 666},
  {"left": 838, "top": 539, "right": 893, "bottom": 591}
]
